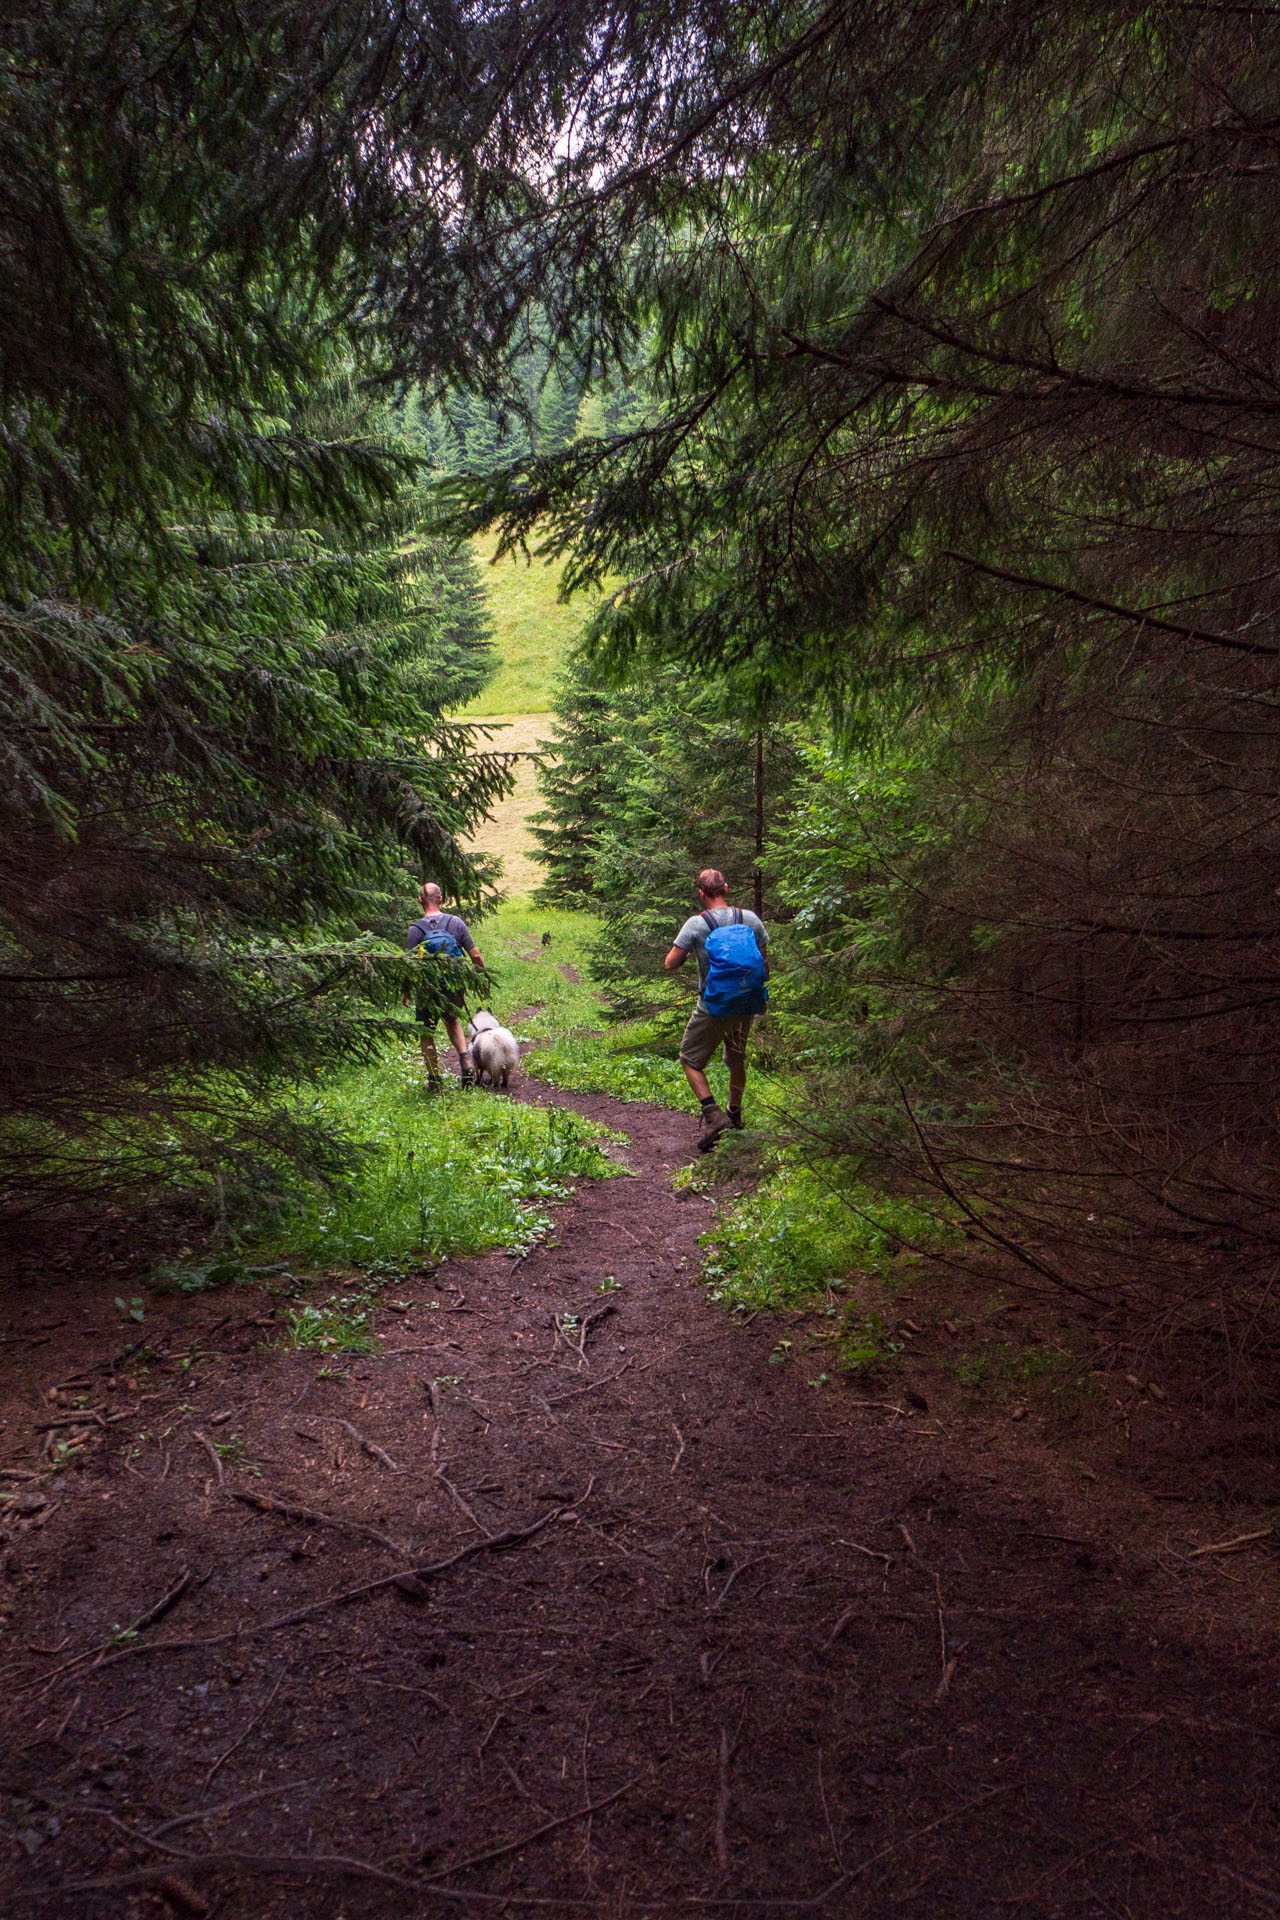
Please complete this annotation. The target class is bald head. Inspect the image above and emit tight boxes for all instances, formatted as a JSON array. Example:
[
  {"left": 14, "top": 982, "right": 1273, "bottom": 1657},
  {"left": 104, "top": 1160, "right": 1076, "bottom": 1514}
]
[{"left": 419, "top": 882, "right": 443, "bottom": 909}]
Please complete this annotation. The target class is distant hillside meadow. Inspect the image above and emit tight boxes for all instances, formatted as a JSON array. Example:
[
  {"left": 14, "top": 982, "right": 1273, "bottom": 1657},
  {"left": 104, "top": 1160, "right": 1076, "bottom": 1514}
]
[
  {"left": 456, "top": 534, "right": 589, "bottom": 894},
  {"left": 460, "top": 534, "right": 586, "bottom": 716}
]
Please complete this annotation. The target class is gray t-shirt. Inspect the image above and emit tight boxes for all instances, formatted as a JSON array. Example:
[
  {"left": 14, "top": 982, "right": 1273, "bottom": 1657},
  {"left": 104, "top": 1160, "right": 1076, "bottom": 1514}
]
[
  {"left": 673, "top": 906, "right": 768, "bottom": 1013},
  {"left": 407, "top": 912, "right": 476, "bottom": 955}
]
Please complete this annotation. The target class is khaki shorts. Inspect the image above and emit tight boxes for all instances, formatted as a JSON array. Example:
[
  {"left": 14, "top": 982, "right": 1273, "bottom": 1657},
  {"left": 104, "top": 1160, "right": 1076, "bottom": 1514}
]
[{"left": 678, "top": 1007, "right": 754, "bottom": 1072}]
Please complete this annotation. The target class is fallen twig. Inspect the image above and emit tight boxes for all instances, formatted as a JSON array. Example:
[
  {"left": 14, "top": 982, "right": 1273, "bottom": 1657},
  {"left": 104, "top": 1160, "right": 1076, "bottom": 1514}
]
[
  {"left": 671, "top": 1422, "right": 686, "bottom": 1473},
  {"left": 230, "top": 1488, "right": 408, "bottom": 1557},
  {"left": 420, "top": 1778, "right": 635, "bottom": 1886},
  {"left": 357, "top": 1676, "right": 450, "bottom": 1713},
  {"left": 674, "top": 1784, "right": 1019, "bottom": 1908},
  {"left": 817, "top": 1747, "right": 843, "bottom": 1876},
  {"left": 25, "top": 1570, "right": 199, "bottom": 1696},
  {"left": 149, "top": 1780, "right": 306, "bottom": 1841},
  {"left": 933, "top": 1573, "right": 951, "bottom": 1700},
  {"left": 838, "top": 1538, "right": 892, "bottom": 1570},
  {"left": 16, "top": 1855, "right": 606, "bottom": 1907},
  {"left": 128, "top": 1569, "right": 197, "bottom": 1638},
  {"left": 714, "top": 1726, "right": 736, "bottom": 1870},
  {"left": 32, "top": 1409, "right": 119, "bottom": 1432},
  {"left": 203, "top": 1673, "right": 285, "bottom": 1789},
  {"left": 332, "top": 1417, "right": 399, "bottom": 1473},
  {"left": 576, "top": 1300, "right": 616, "bottom": 1366},
  {"left": 709, "top": 1555, "right": 766, "bottom": 1614},
  {"left": 435, "top": 1465, "right": 494, "bottom": 1538},
  {"left": 1187, "top": 1526, "right": 1274, "bottom": 1558},
  {"left": 191, "top": 1431, "right": 224, "bottom": 1486},
  {"left": 72, "top": 1485, "right": 594, "bottom": 1680},
  {"left": 820, "top": 1605, "right": 859, "bottom": 1652},
  {"left": 546, "top": 1362, "right": 630, "bottom": 1407},
  {"left": 18, "top": 1790, "right": 1015, "bottom": 1911}
]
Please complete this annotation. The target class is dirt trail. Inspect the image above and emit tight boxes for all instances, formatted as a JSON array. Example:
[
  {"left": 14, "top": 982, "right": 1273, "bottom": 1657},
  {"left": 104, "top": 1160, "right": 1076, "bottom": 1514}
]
[{"left": 1, "top": 1072, "right": 1278, "bottom": 1917}]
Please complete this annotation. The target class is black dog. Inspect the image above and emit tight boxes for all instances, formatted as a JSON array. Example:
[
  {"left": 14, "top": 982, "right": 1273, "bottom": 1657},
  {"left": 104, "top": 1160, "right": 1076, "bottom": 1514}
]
[{"left": 541, "top": 931, "right": 551, "bottom": 947}]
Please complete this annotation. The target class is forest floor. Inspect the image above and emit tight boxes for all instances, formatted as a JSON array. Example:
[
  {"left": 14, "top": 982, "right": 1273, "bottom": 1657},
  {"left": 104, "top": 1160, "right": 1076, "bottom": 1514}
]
[{"left": 2, "top": 1056, "right": 1279, "bottom": 1919}]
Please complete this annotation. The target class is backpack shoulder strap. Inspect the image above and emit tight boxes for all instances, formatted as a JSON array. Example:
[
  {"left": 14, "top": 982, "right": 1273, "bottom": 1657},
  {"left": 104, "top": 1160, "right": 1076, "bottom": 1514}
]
[
  {"left": 701, "top": 910, "right": 718, "bottom": 933},
  {"left": 732, "top": 907, "right": 743, "bottom": 924}
]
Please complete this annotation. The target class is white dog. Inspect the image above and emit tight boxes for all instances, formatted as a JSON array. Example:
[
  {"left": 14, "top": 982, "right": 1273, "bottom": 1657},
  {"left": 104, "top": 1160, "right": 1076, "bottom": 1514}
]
[{"left": 466, "top": 1009, "right": 519, "bottom": 1089}]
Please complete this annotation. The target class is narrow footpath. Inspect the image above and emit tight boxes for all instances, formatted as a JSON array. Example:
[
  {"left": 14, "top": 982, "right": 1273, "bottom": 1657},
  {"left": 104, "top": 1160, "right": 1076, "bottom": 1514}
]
[{"left": 1, "top": 1070, "right": 1277, "bottom": 1917}]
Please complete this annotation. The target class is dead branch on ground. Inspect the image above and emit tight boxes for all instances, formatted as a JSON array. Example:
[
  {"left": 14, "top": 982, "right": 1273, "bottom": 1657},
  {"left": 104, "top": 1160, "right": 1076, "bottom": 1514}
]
[
  {"left": 229, "top": 1487, "right": 408, "bottom": 1557},
  {"left": 331, "top": 1417, "right": 399, "bottom": 1472}
]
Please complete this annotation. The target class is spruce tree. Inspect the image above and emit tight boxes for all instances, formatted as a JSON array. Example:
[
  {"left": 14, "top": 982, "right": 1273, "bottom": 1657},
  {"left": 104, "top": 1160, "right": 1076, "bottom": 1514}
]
[
  {"left": 535, "top": 367, "right": 581, "bottom": 455},
  {"left": 530, "top": 657, "right": 801, "bottom": 1016},
  {"left": 528, "top": 657, "right": 626, "bottom": 905}
]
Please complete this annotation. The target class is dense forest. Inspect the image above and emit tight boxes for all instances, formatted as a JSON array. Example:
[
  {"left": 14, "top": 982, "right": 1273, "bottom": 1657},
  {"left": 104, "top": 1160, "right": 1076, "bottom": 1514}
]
[
  {"left": 5, "top": 10, "right": 1280, "bottom": 1915},
  {"left": 5, "top": 0, "right": 1280, "bottom": 1373}
]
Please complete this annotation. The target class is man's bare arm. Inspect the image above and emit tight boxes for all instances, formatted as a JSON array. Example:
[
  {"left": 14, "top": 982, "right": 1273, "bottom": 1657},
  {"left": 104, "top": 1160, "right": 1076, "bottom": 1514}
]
[
  {"left": 663, "top": 945, "right": 687, "bottom": 972},
  {"left": 469, "top": 946, "right": 485, "bottom": 969}
]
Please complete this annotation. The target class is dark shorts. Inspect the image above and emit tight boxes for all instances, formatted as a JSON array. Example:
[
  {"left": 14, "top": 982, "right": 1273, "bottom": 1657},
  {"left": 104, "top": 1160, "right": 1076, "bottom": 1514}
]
[
  {"left": 415, "top": 986, "right": 466, "bottom": 1026},
  {"left": 678, "top": 1007, "right": 753, "bottom": 1071}
]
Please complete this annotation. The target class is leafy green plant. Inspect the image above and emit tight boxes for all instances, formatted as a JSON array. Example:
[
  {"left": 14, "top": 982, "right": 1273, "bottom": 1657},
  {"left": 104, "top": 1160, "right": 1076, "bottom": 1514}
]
[
  {"left": 834, "top": 1313, "right": 903, "bottom": 1377},
  {"left": 114, "top": 1295, "right": 146, "bottom": 1324},
  {"left": 282, "top": 1300, "right": 376, "bottom": 1355},
  {"left": 210, "top": 1434, "right": 262, "bottom": 1476},
  {"left": 700, "top": 1162, "right": 953, "bottom": 1313}
]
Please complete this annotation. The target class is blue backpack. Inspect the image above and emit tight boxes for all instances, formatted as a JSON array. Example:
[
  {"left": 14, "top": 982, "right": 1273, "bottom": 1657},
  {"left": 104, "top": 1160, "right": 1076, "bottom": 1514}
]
[
  {"left": 701, "top": 908, "right": 769, "bottom": 1018},
  {"left": 409, "top": 913, "right": 465, "bottom": 960}
]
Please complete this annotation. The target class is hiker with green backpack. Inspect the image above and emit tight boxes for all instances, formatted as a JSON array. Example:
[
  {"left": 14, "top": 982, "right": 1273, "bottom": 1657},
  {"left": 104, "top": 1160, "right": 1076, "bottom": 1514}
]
[
  {"left": 404, "top": 882, "right": 487, "bottom": 1090},
  {"left": 664, "top": 868, "right": 769, "bottom": 1152}
]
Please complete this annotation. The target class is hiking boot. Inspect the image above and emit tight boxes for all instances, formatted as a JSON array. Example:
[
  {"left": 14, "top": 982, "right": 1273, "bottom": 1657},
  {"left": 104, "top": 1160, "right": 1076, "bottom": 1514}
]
[
  {"left": 425, "top": 1073, "right": 444, "bottom": 1094},
  {"left": 697, "top": 1101, "right": 731, "bottom": 1152},
  {"left": 459, "top": 1069, "right": 475, "bottom": 1089},
  {"left": 726, "top": 1106, "right": 745, "bottom": 1129}
]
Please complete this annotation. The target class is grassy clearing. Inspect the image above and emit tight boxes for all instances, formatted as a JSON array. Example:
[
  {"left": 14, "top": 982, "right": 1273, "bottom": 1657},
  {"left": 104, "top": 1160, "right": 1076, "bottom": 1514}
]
[
  {"left": 459, "top": 535, "right": 592, "bottom": 716},
  {"left": 251, "top": 1038, "right": 624, "bottom": 1271}
]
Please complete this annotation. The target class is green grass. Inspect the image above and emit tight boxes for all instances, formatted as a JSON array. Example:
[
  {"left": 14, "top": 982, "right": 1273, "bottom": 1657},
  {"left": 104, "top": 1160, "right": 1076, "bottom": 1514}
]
[
  {"left": 254, "top": 1034, "right": 625, "bottom": 1270},
  {"left": 282, "top": 1297, "right": 379, "bottom": 1353},
  {"left": 459, "top": 535, "right": 594, "bottom": 716},
  {"left": 699, "top": 1161, "right": 956, "bottom": 1313}
]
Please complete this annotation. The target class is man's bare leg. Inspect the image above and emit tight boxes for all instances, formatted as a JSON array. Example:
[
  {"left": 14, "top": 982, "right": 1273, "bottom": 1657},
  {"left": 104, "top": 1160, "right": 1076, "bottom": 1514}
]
[
  {"left": 444, "top": 1014, "right": 475, "bottom": 1082},
  {"left": 682, "top": 1062, "right": 712, "bottom": 1102},
  {"left": 419, "top": 1029, "right": 443, "bottom": 1089},
  {"left": 727, "top": 1056, "right": 747, "bottom": 1109}
]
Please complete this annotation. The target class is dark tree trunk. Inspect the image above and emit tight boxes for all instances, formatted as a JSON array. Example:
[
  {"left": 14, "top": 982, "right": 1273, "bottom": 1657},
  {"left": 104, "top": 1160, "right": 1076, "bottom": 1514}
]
[{"left": 753, "top": 727, "right": 764, "bottom": 918}]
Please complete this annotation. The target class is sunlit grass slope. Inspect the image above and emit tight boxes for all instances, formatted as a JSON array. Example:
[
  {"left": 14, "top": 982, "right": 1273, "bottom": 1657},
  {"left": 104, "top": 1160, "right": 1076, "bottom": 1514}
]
[
  {"left": 460, "top": 713, "right": 553, "bottom": 895},
  {"left": 460, "top": 533, "right": 590, "bottom": 715}
]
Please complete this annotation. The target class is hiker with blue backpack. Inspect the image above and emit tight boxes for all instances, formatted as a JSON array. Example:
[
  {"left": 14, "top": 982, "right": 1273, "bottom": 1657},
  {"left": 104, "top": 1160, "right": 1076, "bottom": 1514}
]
[
  {"left": 404, "top": 882, "right": 486, "bottom": 1090},
  {"left": 664, "top": 868, "right": 769, "bottom": 1152}
]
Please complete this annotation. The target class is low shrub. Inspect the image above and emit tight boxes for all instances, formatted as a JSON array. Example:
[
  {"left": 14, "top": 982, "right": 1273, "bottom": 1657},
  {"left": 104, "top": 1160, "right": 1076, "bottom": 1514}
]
[{"left": 700, "top": 1161, "right": 955, "bottom": 1313}]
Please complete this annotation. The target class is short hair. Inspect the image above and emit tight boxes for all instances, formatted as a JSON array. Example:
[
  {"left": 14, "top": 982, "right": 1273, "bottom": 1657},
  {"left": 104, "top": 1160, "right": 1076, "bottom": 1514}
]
[
  {"left": 696, "top": 868, "right": 728, "bottom": 897},
  {"left": 420, "top": 881, "right": 443, "bottom": 905}
]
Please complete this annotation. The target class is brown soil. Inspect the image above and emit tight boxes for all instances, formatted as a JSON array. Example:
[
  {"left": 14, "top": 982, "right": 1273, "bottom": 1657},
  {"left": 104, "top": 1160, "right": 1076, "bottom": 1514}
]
[{"left": 1, "top": 1071, "right": 1278, "bottom": 1918}]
